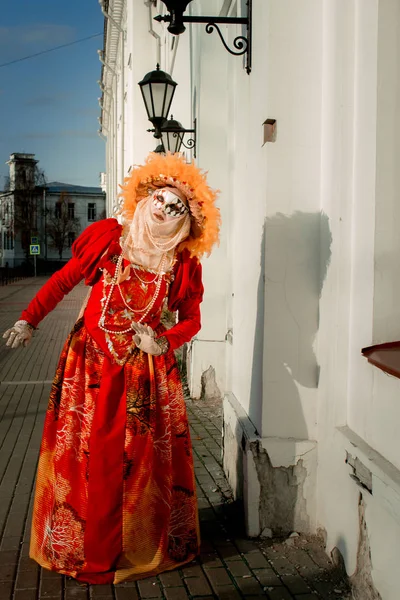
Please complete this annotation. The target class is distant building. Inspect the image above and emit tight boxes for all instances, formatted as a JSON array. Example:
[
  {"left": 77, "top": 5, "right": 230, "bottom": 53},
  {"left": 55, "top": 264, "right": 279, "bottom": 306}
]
[
  {"left": 44, "top": 182, "right": 106, "bottom": 262},
  {"left": 0, "top": 153, "right": 106, "bottom": 267}
]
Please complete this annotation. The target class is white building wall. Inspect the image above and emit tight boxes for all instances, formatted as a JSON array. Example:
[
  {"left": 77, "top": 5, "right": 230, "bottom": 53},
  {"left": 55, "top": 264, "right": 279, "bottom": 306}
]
[
  {"left": 316, "top": 2, "right": 400, "bottom": 599},
  {"left": 100, "top": 1, "right": 400, "bottom": 597},
  {"left": 187, "top": 0, "right": 230, "bottom": 400}
]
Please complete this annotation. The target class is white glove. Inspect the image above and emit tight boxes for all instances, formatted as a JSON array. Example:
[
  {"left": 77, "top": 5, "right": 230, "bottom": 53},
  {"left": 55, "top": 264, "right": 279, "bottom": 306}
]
[
  {"left": 132, "top": 322, "right": 169, "bottom": 356},
  {"left": 3, "top": 320, "right": 34, "bottom": 348}
]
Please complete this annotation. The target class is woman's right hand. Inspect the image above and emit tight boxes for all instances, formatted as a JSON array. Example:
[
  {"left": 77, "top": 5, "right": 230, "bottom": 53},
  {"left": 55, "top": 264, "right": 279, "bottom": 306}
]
[{"left": 3, "top": 320, "right": 34, "bottom": 348}]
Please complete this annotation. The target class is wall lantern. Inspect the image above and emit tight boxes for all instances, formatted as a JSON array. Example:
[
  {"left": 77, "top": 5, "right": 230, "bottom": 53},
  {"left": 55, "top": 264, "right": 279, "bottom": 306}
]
[
  {"left": 154, "top": 0, "right": 252, "bottom": 74},
  {"left": 154, "top": 143, "right": 165, "bottom": 153},
  {"left": 138, "top": 64, "right": 178, "bottom": 138},
  {"left": 160, "top": 116, "right": 197, "bottom": 157}
]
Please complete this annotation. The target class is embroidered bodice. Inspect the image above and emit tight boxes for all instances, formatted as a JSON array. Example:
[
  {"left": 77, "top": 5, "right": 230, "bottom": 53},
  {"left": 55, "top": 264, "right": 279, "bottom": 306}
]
[
  {"left": 20, "top": 219, "right": 204, "bottom": 358},
  {"left": 85, "top": 251, "right": 174, "bottom": 364}
]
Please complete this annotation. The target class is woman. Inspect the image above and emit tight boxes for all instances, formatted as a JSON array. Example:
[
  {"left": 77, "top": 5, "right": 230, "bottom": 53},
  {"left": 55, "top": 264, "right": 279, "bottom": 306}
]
[{"left": 3, "top": 152, "right": 220, "bottom": 584}]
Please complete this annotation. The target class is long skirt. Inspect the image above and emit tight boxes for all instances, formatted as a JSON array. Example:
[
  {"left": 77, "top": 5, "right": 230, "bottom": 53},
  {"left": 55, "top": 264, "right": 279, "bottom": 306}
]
[{"left": 29, "top": 319, "right": 200, "bottom": 584}]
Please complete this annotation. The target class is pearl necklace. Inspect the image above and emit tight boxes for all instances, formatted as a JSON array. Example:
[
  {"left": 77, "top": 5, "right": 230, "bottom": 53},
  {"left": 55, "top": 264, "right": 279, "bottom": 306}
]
[
  {"left": 133, "top": 268, "right": 158, "bottom": 286},
  {"left": 131, "top": 252, "right": 166, "bottom": 286},
  {"left": 98, "top": 250, "right": 167, "bottom": 334}
]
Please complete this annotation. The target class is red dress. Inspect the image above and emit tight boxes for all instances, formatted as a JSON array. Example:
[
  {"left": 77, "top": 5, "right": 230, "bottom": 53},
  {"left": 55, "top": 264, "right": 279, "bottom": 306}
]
[{"left": 21, "top": 219, "right": 204, "bottom": 584}]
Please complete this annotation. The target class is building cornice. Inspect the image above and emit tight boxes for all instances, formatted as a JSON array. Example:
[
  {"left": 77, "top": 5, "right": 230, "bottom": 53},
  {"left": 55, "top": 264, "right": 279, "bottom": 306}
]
[{"left": 99, "top": 0, "right": 125, "bottom": 132}]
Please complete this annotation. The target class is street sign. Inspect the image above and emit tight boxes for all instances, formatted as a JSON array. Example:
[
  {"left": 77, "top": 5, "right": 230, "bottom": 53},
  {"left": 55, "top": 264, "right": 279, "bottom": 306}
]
[
  {"left": 31, "top": 236, "right": 38, "bottom": 244},
  {"left": 30, "top": 245, "right": 40, "bottom": 255}
]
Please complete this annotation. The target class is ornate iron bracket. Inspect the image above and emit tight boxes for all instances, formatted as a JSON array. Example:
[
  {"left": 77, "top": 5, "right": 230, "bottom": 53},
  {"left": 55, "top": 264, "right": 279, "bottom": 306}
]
[
  {"left": 154, "top": 0, "right": 252, "bottom": 74},
  {"left": 147, "top": 118, "right": 197, "bottom": 157}
]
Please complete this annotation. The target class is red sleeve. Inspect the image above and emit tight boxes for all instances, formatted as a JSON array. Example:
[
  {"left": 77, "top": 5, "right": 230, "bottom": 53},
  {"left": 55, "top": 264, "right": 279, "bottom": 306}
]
[
  {"left": 20, "top": 257, "right": 83, "bottom": 328},
  {"left": 20, "top": 218, "right": 122, "bottom": 328},
  {"left": 72, "top": 218, "right": 122, "bottom": 285},
  {"left": 161, "top": 260, "right": 204, "bottom": 351}
]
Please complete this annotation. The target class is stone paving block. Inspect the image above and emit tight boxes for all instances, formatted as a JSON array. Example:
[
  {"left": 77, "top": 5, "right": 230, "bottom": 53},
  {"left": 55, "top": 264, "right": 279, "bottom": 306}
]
[
  {"left": 18, "top": 557, "right": 38, "bottom": 572},
  {"left": 65, "top": 588, "right": 88, "bottom": 600},
  {"left": 137, "top": 577, "right": 163, "bottom": 598},
  {"left": 243, "top": 551, "right": 270, "bottom": 569},
  {"left": 200, "top": 552, "right": 224, "bottom": 568},
  {"left": 233, "top": 574, "right": 265, "bottom": 595},
  {"left": 284, "top": 546, "right": 319, "bottom": 571},
  {"left": 181, "top": 562, "right": 204, "bottom": 577},
  {"left": 15, "top": 567, "right": 39, "bottom": 589},
  {"left": 267, "top": 587, "right": 294, "bottom": 600},
  {"left": 227, "top": 561, "right": 252, "bottom": 577},
  {"left": 159, "top": 570, "right": 183, "bottom": 587},
  {"left": 281, "top": 574, "right": 311, "bottom": 595},
  {"left": 114, "top": 587, "right": 139, "bottom": 600},
  {"left": 1, "top": 535, "right": 21, "bottom": 551},
  {"left": 88, "top": 584, "right": 114, "bottom": 598},
  {"left": 20, "top": 542, "right": 31, "bottom": 556},
  {"left": 206, "top": 493, "right": 223, "bottom": 505},
  {"left": 197, "top": 497, "right": 211, "bottom": 510},
  {"left": 0, "top": 580, "right": 13, "bottom": 600},
  {"left": 312, "top": 578, "right": 344, "bottom": 598},
  {"left": 163, "top": 586, "right": 190, "bottom": 599},
  {"left": 306, "top": 541, "right": 334, "bottom": 568},
  {"left": 14, "top": 590, "right": 38, "bottom": 600},
  {"left": 234, "top": 538, "right": 260, "bottom": 553},
  {"left": 65, "top": 578, "right": 86, "bottom": 589},
  {"left": 205, "top": 567, "right": 233, "bottom": 589},
  {"left": 184, "top": 573, "right": 213, "bottom": 596},
  {"left": 39, "top": 574, "right": 63, "bottom": 597},
  {"left": 41, "top": 569, "right": 62, "bottom": 579},
  {"left": 214, "top": 584, "right": 242, "bottom": 599},
  {"left": 0, "top": 561, "right": 17, "bottom": 583},
  {"left": 252, "top": 568, "right": 282, "bottom": 587},
  {"left": 267, "top": 557, "right": 298, "bottom": 576},
  {"left": 216, "top": 543, "right": 242, "bottom": 561},
  {"left": 0, "top": 549, "right": 19, "bottom": 565}
]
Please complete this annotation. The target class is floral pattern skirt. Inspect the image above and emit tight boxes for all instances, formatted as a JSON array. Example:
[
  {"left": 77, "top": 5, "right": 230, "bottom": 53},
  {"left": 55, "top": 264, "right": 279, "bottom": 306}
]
[{"left": 29, "top": 319, "right": 199, "bottom": 584}]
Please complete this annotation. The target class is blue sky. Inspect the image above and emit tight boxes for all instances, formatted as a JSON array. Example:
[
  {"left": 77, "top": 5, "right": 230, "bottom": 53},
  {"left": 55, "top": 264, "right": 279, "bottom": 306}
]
[{"left": 0, "top": 1, "right": 105, "bottom": 189}]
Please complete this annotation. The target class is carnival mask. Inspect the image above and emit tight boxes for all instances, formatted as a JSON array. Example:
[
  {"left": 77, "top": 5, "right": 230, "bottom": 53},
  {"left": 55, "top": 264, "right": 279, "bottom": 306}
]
[{"left": 151, "top": 188, "right": 189, "bottom": 218}]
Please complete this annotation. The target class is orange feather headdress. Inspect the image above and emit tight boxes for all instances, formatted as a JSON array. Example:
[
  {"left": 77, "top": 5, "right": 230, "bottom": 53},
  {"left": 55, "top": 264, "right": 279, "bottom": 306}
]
[{"left": 117, "top": 153, "right": 221, "bottom": 259}]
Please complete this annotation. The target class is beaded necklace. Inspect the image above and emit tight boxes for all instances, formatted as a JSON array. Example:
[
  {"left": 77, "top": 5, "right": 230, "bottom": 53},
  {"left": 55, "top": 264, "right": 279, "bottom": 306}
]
[{"left": 98, "top": 248, "right": 167, "bottom": 334}]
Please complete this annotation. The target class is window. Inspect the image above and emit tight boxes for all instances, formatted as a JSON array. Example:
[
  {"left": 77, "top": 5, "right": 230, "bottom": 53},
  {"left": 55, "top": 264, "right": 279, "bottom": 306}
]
[
  {"left": 88, "top": 203, "right": 96, "bottom": 221},
  {"left": 55, "top": 203, "right": 61, "bottom": 218},
  {"left": 68, "top": 203, "right": 75, "bottom": 219},
  {"left": 3, "top": 231, "right": 13, "bottom": 250},
  {"left": 68, "top": 232, "right": 76, "bottom": 247}
]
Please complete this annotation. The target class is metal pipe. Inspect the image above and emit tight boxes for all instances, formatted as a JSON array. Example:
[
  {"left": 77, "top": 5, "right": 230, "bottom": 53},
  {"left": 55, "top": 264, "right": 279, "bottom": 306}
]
[
  {"left": 98, "top": 0, "right": 124, "bottom": 34},
  {"left": 120, "top": 35, "right": 125, "bottom": 186},
  {"left": 148, "top": 4, "right": 161, "bottom": 65},
  {"left": 98, "top": 2, "right": 125, "bottom": 189},
  {"left": 97, "top": 50, "right": 117, "bottom": 76}
]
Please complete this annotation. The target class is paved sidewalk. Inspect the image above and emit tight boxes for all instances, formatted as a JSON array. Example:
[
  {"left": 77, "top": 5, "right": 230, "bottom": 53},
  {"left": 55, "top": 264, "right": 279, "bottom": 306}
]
[{"left": 0, "top": 278, "right": 352, "bottom": 600}]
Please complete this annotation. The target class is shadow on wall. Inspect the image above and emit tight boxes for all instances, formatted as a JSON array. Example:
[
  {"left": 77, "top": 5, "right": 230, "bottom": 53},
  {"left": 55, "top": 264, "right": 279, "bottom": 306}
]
[
  {"left": 250, "top": 210, "right": 332, "bottom": 434},
  {"left": 246, "top": 211, "right": 332, "bottom": 535}
]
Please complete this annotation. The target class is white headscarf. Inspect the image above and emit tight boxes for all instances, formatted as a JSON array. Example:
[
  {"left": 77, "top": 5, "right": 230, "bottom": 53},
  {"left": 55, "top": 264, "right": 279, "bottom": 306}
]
[{"left": 124, "top": 195, "right": 191, "bottom": 272}]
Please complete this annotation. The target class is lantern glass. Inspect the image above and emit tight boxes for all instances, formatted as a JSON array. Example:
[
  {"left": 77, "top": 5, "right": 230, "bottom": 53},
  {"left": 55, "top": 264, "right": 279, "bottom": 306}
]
[
  {"left": 138, "top": 65, "right": 177, "bottom": 131},
  {"left": 141, "top": 82, "right": 175, "bottom": 121},
  {"left": 162, "top": 130, "right": 184, "bottom": 154},
  {"left": 160, "top": 116, "right": 185, "bottom": 154}
]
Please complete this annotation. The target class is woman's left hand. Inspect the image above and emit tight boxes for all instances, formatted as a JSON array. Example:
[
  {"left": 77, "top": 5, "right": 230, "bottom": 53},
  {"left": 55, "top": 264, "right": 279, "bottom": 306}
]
[{"left": 132, "top": 322, "right": 168, "bottom": 355}]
